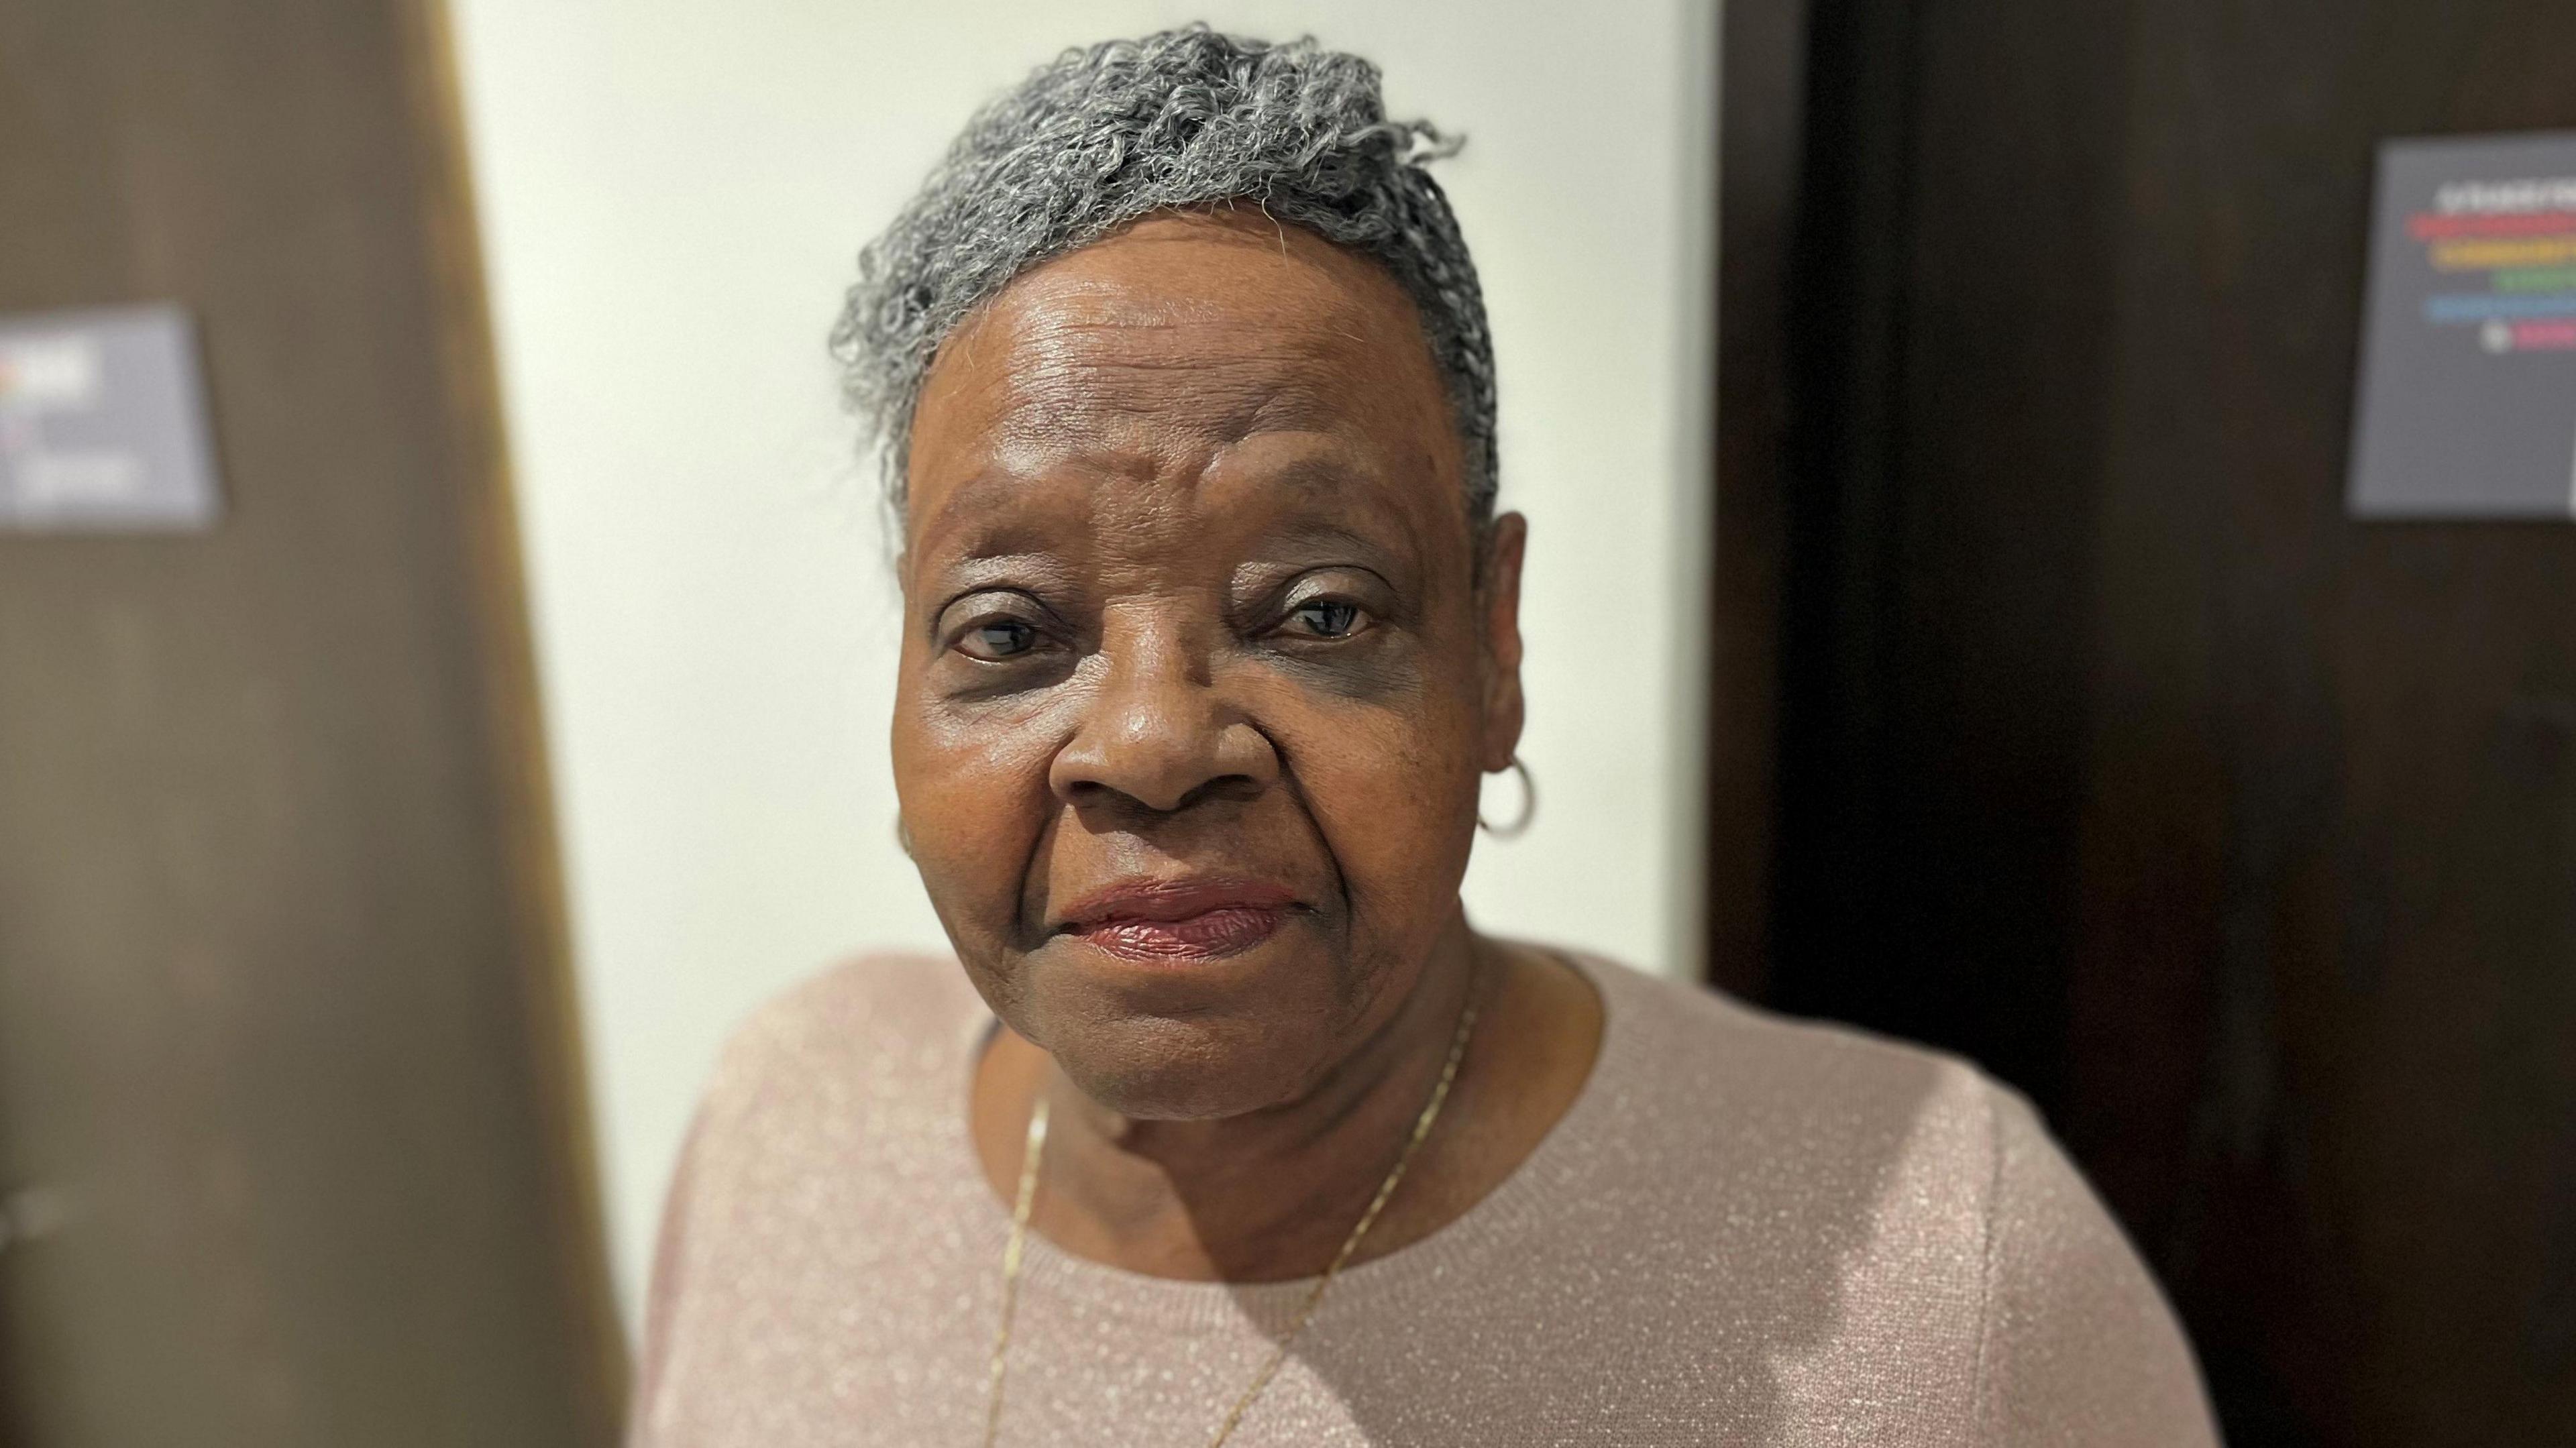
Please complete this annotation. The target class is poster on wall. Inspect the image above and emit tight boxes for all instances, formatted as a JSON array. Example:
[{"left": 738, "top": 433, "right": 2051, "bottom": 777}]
[
  {"left": 0, "top": 304, "right": 222, "bottom": 531},
  {"left": 2349, "top": 131, "right": 2576, "bottom": 519}
]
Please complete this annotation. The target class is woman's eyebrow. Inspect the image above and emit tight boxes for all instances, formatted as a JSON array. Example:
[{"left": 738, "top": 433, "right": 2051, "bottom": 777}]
[
  {"left": 1254, "top": 450, "right": 1379, "bottom": 499},
  {"left": 939, "top": 552, "right": 1061, "bottom": 588},
  {"left": 1242, "top": 517, "right": 1419, "bottom": 588},
  {"left": 911, "top": 484, "right": 1086, "bottom": 572},
  {"left": 1240, "top": 457, "right": 1425, "bottom": 563},
  {"left": 921, "top": 553, "right": 1070, "bottom": 641},
  {"left": 1256, "top": 516, "right": 1395, "bottom": 555},
  {"left": 934, "top": 521, "right": 1064, "bottom": 567}
]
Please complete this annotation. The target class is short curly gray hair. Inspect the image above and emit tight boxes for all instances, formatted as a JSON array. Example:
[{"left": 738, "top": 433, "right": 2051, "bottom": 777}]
[{"left": 830, "top": 25, "right": 1498, "bottom": 528}]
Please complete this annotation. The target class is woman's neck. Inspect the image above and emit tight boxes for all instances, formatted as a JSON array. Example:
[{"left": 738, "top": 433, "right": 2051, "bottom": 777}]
[{"left": 968, "top": 922, "right": 1604, "bottom": 1284}]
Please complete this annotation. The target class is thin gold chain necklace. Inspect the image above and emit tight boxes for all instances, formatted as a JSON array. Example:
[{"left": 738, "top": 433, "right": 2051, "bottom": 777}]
[{"left": 980, "top": 978, "right": 1481, "bottom": 1448}]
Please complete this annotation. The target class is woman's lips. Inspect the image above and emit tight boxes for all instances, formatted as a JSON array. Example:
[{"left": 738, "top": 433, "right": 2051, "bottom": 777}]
[
  {"left": 1076, "top": 906, "right": 1284, "bottom": 960},
  {"left": 1057, "top": 879, "right": 1297, "bottom": 962}
]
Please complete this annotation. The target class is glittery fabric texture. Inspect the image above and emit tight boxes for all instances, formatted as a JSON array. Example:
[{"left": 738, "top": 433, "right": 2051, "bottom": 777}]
[{"left": 629, "top": 954, "right": 2221, "bottom": 1446}]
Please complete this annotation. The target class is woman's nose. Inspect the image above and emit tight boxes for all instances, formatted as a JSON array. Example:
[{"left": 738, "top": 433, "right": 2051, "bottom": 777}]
[{"left": 1049, "top": 624, "right": 1278, "bottom": 815}]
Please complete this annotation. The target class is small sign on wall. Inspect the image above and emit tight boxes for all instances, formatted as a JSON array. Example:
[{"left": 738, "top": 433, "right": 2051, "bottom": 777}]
[
  {"left": 2349, "top": 132, "right": 2576, "bottom": 518},
  {"left": 0, "top": 304, "right": 223, "bottom": 531}
]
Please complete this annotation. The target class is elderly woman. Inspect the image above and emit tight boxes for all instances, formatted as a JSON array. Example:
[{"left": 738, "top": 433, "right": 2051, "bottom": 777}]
[{"left": 631, "top": 27, "right": 2216, "bottom": 1448}]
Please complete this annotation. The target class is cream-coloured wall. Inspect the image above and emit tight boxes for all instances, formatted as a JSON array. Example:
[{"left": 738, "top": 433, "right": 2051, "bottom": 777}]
[{"left": 447, "top": 0, "right": 1716, "bottom": 1328}]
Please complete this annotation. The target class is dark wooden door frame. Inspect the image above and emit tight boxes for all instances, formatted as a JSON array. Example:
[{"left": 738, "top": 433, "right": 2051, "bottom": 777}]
[
  {"left": 1716, "top": 1, "right": 2576, "bottom": 1443},
  {"left": 1707, "top": 0, "right": 1811, "bottom": 1001},
  {"left": 0, "top": 1, "right": 623, "bottom": 1440}
]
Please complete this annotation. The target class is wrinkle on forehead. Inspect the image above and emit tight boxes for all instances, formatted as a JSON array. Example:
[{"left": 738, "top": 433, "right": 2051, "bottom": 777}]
[
  {"left": 904, "top": 212, "right": 1463, "bottom": 552},
  {"left": 910, "top": 433, "right": 1426, "bottom": 589},
  {"left": 936, "top": 304, "right": 1397, "bottom": 447}
]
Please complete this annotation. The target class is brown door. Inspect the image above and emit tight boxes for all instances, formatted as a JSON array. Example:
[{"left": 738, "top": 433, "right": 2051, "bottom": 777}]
[
  {"left": 0, "top": 1, "right": 620, "bottom": 1443},
  {"left": 1724, "top": 0, "right": 2576, "bottom": 1441}
]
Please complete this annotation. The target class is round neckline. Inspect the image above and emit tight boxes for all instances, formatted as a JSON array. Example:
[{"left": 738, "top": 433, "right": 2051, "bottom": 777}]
[{"left": 943, "top": 951, "right": 1641, "bottom": 1335}]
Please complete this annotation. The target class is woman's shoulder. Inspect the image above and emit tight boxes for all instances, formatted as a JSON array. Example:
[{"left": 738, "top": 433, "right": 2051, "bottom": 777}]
[
  {"left": 1562, "top": 952, "right": 2213, "bottom": 1439},
  {"left": 1564, "top": 952, "right": 2108, "bottom": 1302},
  {"left": 1574, "top": 952, "right": 2015, "bottom": 1154},
  {"left": 695, "top": 951, "right": 985, "bottom": 1125}
]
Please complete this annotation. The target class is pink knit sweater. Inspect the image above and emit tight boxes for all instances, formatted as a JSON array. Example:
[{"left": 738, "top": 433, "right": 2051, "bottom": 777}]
[{"left": 631, "top": 952, "right": 2218, "bottom": 1446}]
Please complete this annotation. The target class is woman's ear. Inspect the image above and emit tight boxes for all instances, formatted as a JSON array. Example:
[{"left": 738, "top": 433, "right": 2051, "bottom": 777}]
[{"left": 1476, "top": 511, "right": 1528, "bottom": 772}]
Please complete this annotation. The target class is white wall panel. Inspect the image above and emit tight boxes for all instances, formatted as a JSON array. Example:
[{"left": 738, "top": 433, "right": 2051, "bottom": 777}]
[{"left": 447, "top": 0, "right": 1717, "bottom": 1327}]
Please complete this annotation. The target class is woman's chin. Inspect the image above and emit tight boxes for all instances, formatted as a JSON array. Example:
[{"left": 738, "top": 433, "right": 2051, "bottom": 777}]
[
  {"left": 1025, "top": 972, "right": 1352, "bottom": 1121},
  {"left": 1054, "top": 1042, "right": 1322, "bottom": 1121}
]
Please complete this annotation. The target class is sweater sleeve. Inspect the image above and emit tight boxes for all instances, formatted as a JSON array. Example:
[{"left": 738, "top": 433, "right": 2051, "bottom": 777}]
[{"left": 1972, "top": 1088, "right": 2222, "bottom": 1446}]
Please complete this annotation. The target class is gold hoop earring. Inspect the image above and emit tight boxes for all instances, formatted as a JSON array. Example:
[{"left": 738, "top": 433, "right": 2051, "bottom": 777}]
[{"left": 1478, "top": 756, "right": 1536, "bottom": 838}]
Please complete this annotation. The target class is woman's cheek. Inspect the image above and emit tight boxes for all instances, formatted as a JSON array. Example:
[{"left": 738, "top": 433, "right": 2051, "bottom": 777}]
[
  {"left": 894, "top": 695, "right": 1063, "bottom": 944},
  {"left": 1280, "top": 694, "right": 1481, "bottom": 924}
]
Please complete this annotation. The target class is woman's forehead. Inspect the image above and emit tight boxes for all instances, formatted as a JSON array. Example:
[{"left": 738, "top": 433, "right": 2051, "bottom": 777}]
[
  {"left": 906, "top": 215, "right": 1464, "bottom": 554},
  {"left": 964, "top": 209, "right": 1425, "bottom": 344},
  {"left": 910, "top": 429, "right": 1438, "bottom": 579}
]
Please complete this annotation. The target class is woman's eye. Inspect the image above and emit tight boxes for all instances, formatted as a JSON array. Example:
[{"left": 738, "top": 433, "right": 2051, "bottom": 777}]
[
  {"left": 1286, "top": 599, "right": 1365, "bottom": 639},
  {"left": 957, "top": 619, "right": 1040, "bottom": 660}
]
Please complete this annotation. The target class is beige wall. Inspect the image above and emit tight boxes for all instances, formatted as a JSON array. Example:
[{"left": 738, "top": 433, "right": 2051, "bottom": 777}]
[{"left": 447, "top": 0, "right": 1717, "bottom": 1327}]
